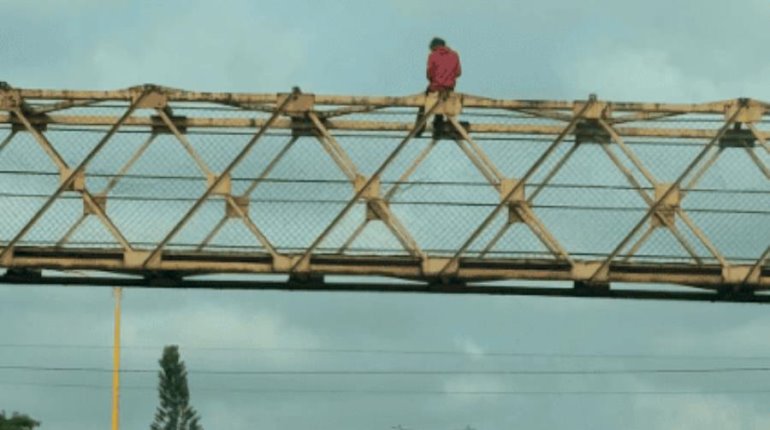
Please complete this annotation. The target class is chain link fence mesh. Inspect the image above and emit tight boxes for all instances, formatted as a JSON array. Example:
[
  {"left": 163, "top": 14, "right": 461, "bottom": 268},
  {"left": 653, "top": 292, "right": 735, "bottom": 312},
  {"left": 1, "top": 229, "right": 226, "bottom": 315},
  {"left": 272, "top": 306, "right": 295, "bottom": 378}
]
[{"left": 0, "top": 94, "right": 768, "bottom": 275}]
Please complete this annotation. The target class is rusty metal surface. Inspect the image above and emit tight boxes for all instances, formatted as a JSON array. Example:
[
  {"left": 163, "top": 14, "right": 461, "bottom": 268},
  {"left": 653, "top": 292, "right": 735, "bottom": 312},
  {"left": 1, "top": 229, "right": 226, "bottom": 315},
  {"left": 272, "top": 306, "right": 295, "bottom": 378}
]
[{"left": 0, "top": 85, "right": 767, "bottom": 301}]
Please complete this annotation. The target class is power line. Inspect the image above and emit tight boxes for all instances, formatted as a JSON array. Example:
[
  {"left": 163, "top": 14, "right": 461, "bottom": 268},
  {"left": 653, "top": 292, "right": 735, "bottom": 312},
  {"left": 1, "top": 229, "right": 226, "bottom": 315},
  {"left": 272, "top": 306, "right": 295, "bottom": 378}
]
[
  {"left": 3, "top": 381, "right": 770, "bottom": 397},
  {"left": 2, "top": 343, "right": 770, "bottom": 361},
  {"left": 2, "top": 365, "right": 770, "bottom": 376}
]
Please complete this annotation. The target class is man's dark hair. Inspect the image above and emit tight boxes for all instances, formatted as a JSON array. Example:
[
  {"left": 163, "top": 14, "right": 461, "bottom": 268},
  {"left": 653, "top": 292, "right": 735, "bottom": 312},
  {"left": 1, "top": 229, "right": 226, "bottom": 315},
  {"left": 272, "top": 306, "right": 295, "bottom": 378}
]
[{"left": 430, "top": 37, "right": 446, "bottom": 49}]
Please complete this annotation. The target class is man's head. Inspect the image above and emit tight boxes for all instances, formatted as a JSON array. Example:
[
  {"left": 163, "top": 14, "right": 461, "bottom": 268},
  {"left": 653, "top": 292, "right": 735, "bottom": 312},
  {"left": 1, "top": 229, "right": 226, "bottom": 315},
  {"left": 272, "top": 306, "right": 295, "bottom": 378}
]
[{"left": 429, "top": 37, "right": 446, "bottom": 51}]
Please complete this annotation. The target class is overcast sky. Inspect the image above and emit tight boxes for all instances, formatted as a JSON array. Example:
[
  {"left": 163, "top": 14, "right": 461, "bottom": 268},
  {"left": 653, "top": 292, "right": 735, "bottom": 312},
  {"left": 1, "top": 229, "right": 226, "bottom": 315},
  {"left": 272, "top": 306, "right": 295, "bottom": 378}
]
[{"left": 1, "top": 1, "right": 770, "bottom": 429}]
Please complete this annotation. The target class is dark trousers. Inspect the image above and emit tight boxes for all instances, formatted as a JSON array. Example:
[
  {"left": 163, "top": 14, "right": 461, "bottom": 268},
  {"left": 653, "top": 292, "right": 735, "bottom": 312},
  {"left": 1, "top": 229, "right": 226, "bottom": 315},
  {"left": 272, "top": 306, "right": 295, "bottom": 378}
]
[{"left": 415, "top": 88, "right": 453, "bottom": 138}]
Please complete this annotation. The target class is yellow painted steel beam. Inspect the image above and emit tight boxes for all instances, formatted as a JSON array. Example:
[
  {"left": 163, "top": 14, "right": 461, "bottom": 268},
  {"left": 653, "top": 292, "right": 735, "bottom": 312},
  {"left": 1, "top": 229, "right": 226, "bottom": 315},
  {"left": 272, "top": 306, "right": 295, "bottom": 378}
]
[
  {"left": 10, "top": 86, "right": 760, "bottom": 113},
  {"left": 0, "top": 86, "right": 767, "bottom": 302}
]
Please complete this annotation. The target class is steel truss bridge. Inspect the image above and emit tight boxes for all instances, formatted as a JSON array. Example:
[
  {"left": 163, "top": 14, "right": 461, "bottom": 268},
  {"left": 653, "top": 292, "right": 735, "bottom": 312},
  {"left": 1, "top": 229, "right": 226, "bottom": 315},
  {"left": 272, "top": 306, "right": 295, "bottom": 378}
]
[{"left": 0, "top": 83, "right": 768, "bottom": 302}]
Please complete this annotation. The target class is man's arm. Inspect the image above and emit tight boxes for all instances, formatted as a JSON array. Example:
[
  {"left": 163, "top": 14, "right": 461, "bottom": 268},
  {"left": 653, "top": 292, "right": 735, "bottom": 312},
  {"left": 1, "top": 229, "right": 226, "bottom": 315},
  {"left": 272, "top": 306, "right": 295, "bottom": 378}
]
[
  {"left": 455, "top": 52, "right": 462, "bottom": 78},
  {"left": 426, "top": 54, "right": 434, "bottom": 81}
]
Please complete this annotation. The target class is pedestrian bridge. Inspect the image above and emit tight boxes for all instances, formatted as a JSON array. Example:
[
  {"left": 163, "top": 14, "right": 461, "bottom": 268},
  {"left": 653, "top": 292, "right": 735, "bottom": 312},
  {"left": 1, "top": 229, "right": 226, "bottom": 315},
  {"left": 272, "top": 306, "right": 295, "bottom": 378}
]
[{"left": 0, "top": 83, "right": 767, "bottom": 302}]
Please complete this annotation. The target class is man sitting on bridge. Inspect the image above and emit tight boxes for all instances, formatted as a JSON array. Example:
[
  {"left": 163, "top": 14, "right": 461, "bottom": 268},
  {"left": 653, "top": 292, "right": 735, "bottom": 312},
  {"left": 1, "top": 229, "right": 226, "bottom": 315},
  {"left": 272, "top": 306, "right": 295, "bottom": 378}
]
[{"left": 416, "top": 37, "right": 462, "bottom": 137}]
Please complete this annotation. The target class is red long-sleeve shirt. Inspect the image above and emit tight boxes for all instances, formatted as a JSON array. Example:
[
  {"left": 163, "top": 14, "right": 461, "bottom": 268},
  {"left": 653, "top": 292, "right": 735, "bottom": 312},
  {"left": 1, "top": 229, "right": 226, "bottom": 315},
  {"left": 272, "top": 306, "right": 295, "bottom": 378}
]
[{"left": 427, "top": 46, "right": 462, "bottom": 92}]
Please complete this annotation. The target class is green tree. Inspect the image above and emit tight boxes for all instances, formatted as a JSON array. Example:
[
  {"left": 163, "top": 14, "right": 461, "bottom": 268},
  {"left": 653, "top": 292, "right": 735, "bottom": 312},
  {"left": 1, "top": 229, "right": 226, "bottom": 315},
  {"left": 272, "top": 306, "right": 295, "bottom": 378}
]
[
  {"left": 0, "top": 411, "right": 40, "bottom": 430},
  {"left": 150, "top": 345, "right": 203, "bottom": 430}
]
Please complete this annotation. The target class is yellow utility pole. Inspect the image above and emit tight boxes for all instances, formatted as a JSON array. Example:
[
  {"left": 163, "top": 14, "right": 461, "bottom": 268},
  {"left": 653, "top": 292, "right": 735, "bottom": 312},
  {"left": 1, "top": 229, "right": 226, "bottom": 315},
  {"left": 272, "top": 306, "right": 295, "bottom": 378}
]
[{"left": 112, "top": 287, "right": 122, "bottom": 430}]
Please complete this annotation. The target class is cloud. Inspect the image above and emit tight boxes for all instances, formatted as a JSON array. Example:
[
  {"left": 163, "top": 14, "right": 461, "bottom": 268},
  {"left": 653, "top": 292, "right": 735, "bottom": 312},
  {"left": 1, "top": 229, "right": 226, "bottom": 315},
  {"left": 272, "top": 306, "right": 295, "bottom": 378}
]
[
  {"left": 633, "top": 393, "right": 770, "bottom": 430},
  {"left": 454, "top": 337, "right": 485, "bottom": 357},
  {"left": 652, "top": 315, "right": 770, "bottom": 357},
  {"left": 566, "top": 49, "right": 721, "bottom": 102},
  {"left": 86, "top": 4, "right": 306, "bottom": 91}
]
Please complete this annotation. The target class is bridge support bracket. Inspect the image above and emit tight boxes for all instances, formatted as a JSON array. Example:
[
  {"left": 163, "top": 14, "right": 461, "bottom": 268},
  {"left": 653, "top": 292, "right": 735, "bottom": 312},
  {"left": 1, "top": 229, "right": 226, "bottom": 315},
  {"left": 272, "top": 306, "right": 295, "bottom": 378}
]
[
  {"left": 278, "top": 93, "right": 315, "bottom": 116},
  {"left": 226, "top": 195, "right": 250, "bottom": 218},
  {"left": 719, "top": 128, "right": 756, "bottom": 148},
  {"left": 501, "top": 178, "right": 526, "bottom": 223},
  {"left": 573, "top": 99, "right": 611, "bottom": 120},
  {"left": 724, "top": 100, "right": 764, "bottom": 123},
  {"left": 124, "top": 250, "right": 153, "bottom": 269},
  {"left": 575, "top": 119, "right": 611, "bottom": 145},
  {"left": 61, "top": 169, "right": 86, "bottom": 192},
  {"left": 422, "top": 257, "right": 458, "bottom": 277},
  {"left": 652, "top": 183, "right": 680, "bottom": 228},
  {"left": 571, "top": 262, "right": 609, "bottom": 283},
  {"left": 131, "top": 86, "right": 168, "bottom": 109},
  {"left": 353, "top": 175, "right": 390, "bottom": 221},
  {"left": 722, "top": 265, "right": 759, "bottom": 285},
  {"left": 574, "top": 280, "right": 611, "bottom": 295},
  {"left": 150, "top": 115, "right": 188, "bottom": 134},
  {"left": 84, "top": 193, "right": 108, "bottom": 215},
  {"left": 289, "top": 273, "right": 324, "bottom": 284},
  {"left": 207, "top": 173, "right": 232, "bottom": 196},
  {"left": 0, "top": 88, "right": 21, "bottom": 110},
  {"left": 2, "top": 268, "right": 42, "bottom": 282}
]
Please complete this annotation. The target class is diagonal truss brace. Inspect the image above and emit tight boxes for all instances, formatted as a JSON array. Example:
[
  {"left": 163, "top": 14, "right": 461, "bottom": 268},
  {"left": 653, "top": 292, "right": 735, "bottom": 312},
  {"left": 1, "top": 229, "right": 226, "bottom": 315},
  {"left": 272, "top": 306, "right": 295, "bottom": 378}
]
[
  {"left": 310, "top": 110, "right": 424, "bottom": 257},
  {"left": 588, "top": 102, "right": 749, "bottom": 283},
  {"left": 290, "top": 95, "right": 448, "bottom": 272},
  {"left": 196, "top": 136, "right": 300, "bottom": 252},
  {"left": 597, "top": 119, "right": 725, "bottom": 266},
  {"left": 437, "top": 97, "right": 598, "bottom": 277},
  {"left": 141, "top": 89, "right": 301, "bottom": 267},
  {"left": 0, "top": 89, "right": 152, "bottom": 263},
  {"left": 745, "top": 246, "right": 770, "bottom": 287}
]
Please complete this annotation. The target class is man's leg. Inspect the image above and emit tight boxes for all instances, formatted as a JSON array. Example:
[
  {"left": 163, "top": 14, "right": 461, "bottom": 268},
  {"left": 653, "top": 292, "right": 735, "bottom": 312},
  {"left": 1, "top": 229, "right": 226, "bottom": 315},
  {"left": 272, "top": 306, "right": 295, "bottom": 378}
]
[
  {"left": 414, "top": 88, "right": 431, "bottom": 138},
  {"left": 415, "top": 105, "right": 426, "bottom": 138}
]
